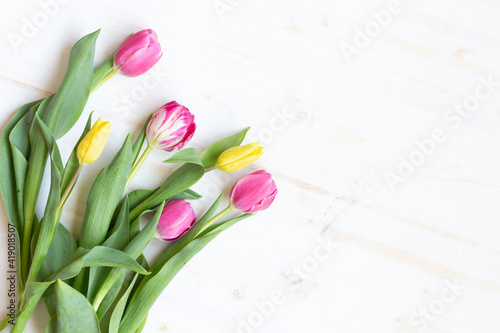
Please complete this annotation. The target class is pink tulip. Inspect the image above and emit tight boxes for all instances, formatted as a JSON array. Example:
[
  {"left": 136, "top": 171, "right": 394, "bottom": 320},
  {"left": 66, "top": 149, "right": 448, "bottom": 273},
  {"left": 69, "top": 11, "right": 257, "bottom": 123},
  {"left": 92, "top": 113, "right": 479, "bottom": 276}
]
[
  {"left": 156, "top": 200, "right": 196, "bottom": 241},
  {"left": 114, "top": 29, "right": 163, "bottom": 77},
  {"left": 230, "top": 170, "right": 278, "bottom": 213},
  {"left": 146, "top": 101, "right": 196, "bottom": 151}
]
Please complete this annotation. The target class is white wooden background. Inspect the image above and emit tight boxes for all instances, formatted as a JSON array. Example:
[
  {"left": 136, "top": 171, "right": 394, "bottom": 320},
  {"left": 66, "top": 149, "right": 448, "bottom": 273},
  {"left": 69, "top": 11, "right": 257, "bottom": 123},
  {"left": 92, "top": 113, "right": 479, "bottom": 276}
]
[{"left": 1, "top": 0, "right": 500, "bottom": 332}]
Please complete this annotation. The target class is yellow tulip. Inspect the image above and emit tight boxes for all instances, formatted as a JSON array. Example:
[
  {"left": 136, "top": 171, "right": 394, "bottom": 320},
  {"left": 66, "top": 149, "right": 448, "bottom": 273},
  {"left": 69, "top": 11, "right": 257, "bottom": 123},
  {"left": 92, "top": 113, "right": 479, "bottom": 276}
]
[
  {"left": 77, "top": 117, "right": 111, "bottom": 165},
  {"left": 216, "top": 142, "right": 263, "bottom": 173}
]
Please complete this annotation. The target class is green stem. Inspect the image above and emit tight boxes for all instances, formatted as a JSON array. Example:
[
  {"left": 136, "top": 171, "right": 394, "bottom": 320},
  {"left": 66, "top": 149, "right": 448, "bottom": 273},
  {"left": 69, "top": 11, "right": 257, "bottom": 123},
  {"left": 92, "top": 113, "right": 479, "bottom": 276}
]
[
  {"left": 56, "top": 165, "right": 82, "bottom": 214},
  {"left": 92, "top": 267, "right": 119, "bottom": 311},
  {"left": 125, "top": 145, "right": 153, "bottom": 188},
  {"left": 197, "top": 205, "right": 233, "bottom": 235},
  {"left": 91, "top": 69, "right": 116, "bottom": 93},
  {"left": 0, "top": 316, "right": 11, "bottom": 331},
  {"left": 204, "top": 166, "right": 216, "bottom": 172}
]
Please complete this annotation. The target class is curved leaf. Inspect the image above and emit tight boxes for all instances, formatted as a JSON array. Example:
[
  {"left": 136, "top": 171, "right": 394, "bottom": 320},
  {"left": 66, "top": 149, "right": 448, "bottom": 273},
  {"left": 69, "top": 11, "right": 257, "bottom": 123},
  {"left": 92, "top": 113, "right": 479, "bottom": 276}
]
[
  {"left": 55, "top": 280, "right": 100, "bottom": 333},
  {"left": 79, "top": 135, "right": 133, "bottom": 248},
  {"left": 199, "top": 127, "right": 250, "bottom": 167},
  {"left": 0, "top": 100, "right": 39, "bottom": 230},
  {"left": 163, "top": 148, "right": 200, "bottom": 164},
  {"left": 129, "top": 162, "right": 205, "bottom": 221},
  {"left": 48, "top": 246, "right": 149, "bottom": 282},
  {"left": 40, "top": 30, "right": 100, "bottom": 139},
  {"left": 12, "top": 281, "right": 55, "bottom": 333},
  {"left": 38, "top": 223, "right": 77, "bottom": 281},
  {"left": 26, "top": 116, "right": 63, "bottom": 285}
]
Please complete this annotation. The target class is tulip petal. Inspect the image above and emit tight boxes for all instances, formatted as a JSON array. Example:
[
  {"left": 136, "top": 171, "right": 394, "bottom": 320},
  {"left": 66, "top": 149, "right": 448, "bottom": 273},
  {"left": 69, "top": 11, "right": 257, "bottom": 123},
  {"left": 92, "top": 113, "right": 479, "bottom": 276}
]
[
  {"left": 119, "top": 43, "right": 163, "bottom": 77},
  {"left": 114, "top": 30, "right": 153, "bottom": 65},
  {"left": 77, "top": 117, "right": 111, "bottom": 165},
  {"left": 156, "top": 200, "right": 196, "bottom": 241},
  {"left": 230, "top": 170, "right": 277, "bottom": 213},
  {"left": 114, "top": 29, "right": 162, "bottom": 77},
  {"left": 146, "top": 102, "right": 196, "bottom": 152},
  {"left": 216, "top": 142, "right": 263, "bottom": 173}
]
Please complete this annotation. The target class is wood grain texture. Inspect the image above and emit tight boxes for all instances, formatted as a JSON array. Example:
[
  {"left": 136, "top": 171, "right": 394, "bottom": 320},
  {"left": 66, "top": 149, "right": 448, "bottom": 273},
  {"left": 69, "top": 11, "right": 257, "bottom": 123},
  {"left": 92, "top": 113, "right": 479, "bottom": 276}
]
[{"left": 1, "top": 0, "right": 500, "bottom": 332}]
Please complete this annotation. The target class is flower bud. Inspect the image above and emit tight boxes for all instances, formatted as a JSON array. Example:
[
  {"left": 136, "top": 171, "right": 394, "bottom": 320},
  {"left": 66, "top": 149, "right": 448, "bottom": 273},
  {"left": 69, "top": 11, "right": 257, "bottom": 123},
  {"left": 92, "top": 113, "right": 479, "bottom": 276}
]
[
  {"left": 146, "top": 101, "right": 196, "bottom": 151},
  {"left": 156, "top": 200, "right": 196, "bottom": 241},
  {"left": 114, "top": 29, "right": 163, "bottom": 77},
  {"left": 215, "top": 142, "right": 263, "bottom": 173},
  {"left": 77, "top": 117, "right": 111, "bottom": 165},
  {"left": 230, "top": 170, "right": 277, "bottom": 213}
]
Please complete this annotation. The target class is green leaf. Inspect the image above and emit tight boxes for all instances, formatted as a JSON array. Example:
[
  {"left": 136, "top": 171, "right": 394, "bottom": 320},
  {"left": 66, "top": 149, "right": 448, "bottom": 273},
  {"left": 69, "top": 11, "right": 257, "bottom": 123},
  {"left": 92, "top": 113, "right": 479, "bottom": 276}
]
[
  {"left": 199, "top": 127, "right": 250, "bottom": 167},
  {"left": 126, "top": 202, "right": 164, "bottom": 259},
  {"left": 8, "top": 104, "right": 37, "bottom": 234},
  {"left": 0, "top": 100, "right": 39, "bottom": 231},
  {"left": 103, "top": 197, "right": 131, "bottom": 250},
  {"left": 38, "top": 223, "right": 77, "bottom": 281},
  {"left": 130, "top": 255, "right": 149, "bottom": 302},
  {"left": 163, "top": 148, "right": 200, "bottom": 164},
  {"left": 79, "top": 135, "right": 133, "bottom": 248},
  {"left": 88, "top": 198, "right": 130, "bottom": 302},
  {"left": 129, "top": 161, "right": 205, "bottom": 222},
  {"left": 12, "top": 281, "right": 55, "bottom": 333},
  {"left": 47, "top": 247, "right": 89, "bottom": 281},
  {"left": 95, "top": 270, "right": 126, "bottom": 321},
  {"left": 108, "top": 272, "right": 140, "bottom": 333},
  {"left": 26, "top": 116, "right": 63, "bottom": 285},
  {"left": 10, "top": 146, "right": 28, "bottom": 229},
  {"left": 61, "top": 112, "right": 93, "bottom": 193},
  {"left": 54, "top": 280, "right": 100, "bottom": 333},
  {"left": 127, "top": 188, "right": 201, "bottom": 212},
  {"left": 10, "top": 104, "right": 36, "bottom": 159},
  {"left": 39, "top": 30, "right": 100, "bottom": 139},
  {"left": 84, "top": 247, "right": 149, "bottom": 274},
  {"left": 101, "top": 256, "right": 148, "bottom": 332},
  {"left": 43, "top": 284, "right": 58, "bottom": 318},
  {"left": 171, "top": 188, "right": 202, "bottom": 200},
  {"left": 135, "top": 314, "right": 148, "bottom": 333},
  {"left": 47, "top": 246, "right": 149, "bottom": 282},
  {"left": 128, "top": 189, "right": 155, "bottom": 211},
  {"left": 44, "top": 318, "right": 57, "bottom": 333},
  {"left": 132, "top": 114, "right": 152, "bottom": 166},
  {"left": 35, "top": 115, "right": 64, "bottom": 174},
  {"left": 120, "top": 214, "right": 251, "bottom": 332}
]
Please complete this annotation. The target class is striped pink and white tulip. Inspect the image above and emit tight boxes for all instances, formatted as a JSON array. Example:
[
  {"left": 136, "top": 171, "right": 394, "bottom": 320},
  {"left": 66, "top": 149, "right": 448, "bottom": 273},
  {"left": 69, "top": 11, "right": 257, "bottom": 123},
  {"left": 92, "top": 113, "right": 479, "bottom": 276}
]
[{"left": 146, "top": 101, "right": 196, "bottom": 152}]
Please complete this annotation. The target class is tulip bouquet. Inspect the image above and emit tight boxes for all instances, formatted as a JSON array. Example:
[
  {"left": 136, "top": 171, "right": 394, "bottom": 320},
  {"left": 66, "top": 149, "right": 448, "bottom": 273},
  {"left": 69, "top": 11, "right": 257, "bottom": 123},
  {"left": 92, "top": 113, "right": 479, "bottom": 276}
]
[{"left": 0, "top": 29, "right": 277, "bottom": 333}]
